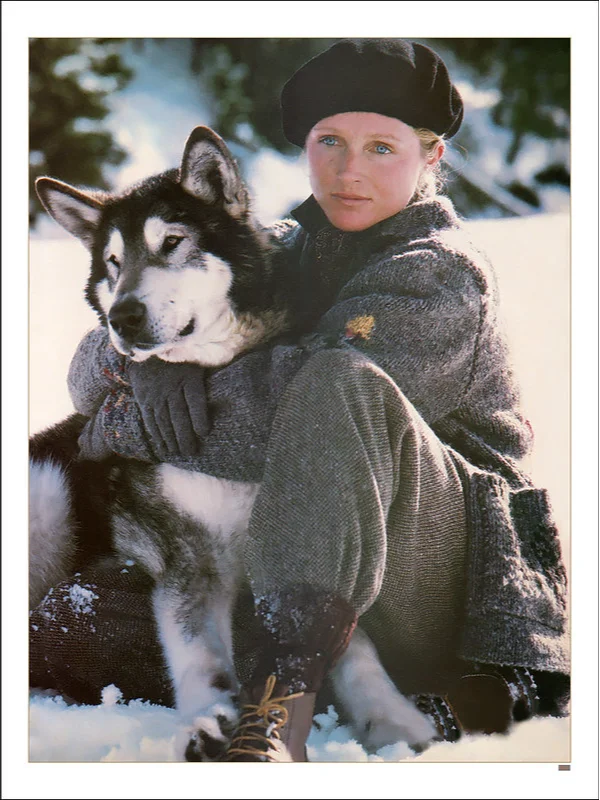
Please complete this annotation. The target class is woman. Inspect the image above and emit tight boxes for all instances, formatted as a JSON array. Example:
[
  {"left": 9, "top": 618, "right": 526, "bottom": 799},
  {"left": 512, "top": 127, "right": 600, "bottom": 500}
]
[{"left": 29, "top": 39, "right": 569, "bottom": 762}]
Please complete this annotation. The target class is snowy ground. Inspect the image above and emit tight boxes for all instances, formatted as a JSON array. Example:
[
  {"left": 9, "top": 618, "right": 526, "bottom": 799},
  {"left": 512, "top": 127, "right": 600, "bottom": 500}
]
[
  {"left": 29, "top": 687, "right": 570, "bottom": 764},
  {"left": 26, "top": 212, "right": 571, "bottom": 770}
]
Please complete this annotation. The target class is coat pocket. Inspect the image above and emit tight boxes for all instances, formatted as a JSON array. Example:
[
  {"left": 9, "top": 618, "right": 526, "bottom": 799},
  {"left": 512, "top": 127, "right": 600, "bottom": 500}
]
[{"left": 460, "top": 471, "right": 569, "bottom": 671}]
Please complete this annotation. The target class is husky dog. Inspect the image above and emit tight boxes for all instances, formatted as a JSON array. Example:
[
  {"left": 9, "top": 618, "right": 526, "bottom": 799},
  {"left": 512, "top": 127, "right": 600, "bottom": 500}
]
[{"left": 31, "top": 127, "right": 436, "bottom": 759}]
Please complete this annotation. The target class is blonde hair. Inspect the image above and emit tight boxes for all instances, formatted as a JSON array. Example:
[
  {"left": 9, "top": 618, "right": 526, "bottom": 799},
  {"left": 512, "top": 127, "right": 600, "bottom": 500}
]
[{"left": 413, "top": 127, "right": 445, "bottom": 199}]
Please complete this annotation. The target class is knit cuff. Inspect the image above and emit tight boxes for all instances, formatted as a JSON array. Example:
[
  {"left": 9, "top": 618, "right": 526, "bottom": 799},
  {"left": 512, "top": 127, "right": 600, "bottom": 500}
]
[
  {"left": 75, "top": 388, "right": 156, "bottom": 463},
  {"left": 68, "top": 328, "right": 127, "bottom": 416},
  {"left": 250, "top": 585, "right": 358, "bottom": 694},
  {"left": 99, "top": 387, "right": 156, "bottom": 461}
]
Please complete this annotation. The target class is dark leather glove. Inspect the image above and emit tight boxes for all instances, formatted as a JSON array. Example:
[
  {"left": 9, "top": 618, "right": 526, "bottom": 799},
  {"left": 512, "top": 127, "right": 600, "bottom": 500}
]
[{"left": 127, "top": 358, "right": 210, "bottom": 460}]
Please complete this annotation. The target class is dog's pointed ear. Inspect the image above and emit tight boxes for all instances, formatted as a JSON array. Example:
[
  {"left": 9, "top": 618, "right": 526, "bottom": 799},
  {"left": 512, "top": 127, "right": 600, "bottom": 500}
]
[
  {"left": 180, "top": 126, "right": 249, "bottom": 219},
  {"left": 35, "top": 177, "right": 104, "bottom": 250}
]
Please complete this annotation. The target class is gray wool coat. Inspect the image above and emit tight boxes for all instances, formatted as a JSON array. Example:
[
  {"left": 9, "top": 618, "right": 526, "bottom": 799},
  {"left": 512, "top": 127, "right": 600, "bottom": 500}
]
[{"left": 69, "top": 194, "right": 569, "bottom": 676}]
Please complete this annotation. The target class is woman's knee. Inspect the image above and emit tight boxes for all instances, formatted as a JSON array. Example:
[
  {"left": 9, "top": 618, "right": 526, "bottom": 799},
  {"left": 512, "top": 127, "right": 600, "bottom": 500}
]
[
  {"left": 299, "top": 347, "right": 382, "bottom": 381},
  {"left": 291, "top": 348, "right": 391, "bottom": 398},
  {"left": 286, "top": 348, "right": 417, "bottom": 424}
]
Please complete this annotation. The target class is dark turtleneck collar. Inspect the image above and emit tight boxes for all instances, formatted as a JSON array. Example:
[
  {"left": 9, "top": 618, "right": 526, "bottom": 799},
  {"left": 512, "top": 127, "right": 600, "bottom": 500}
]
[
  {"left": 290, "top": 193, "right": 460, "bottom": 243},
  {"left": 290, "top": 194, "right": 331, "bottom": 233}
]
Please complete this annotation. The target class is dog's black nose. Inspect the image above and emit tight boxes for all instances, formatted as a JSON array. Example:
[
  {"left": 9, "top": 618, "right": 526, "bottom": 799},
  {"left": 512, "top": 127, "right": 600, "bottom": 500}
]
[{"left": 108, "top": 297, "right": 147, "bottom": 341}]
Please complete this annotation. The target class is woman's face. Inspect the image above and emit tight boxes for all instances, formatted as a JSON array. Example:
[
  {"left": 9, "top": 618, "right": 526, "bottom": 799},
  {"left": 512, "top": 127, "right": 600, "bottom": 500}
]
[{"left": 306, "top": 112, "right": 441, "bottom": 232}]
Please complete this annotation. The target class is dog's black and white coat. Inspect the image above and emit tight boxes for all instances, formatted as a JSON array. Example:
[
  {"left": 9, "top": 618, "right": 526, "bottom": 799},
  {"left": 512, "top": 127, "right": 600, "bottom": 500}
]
[{"left": 31, "top": 127, "right": 436, "bottom": 760}]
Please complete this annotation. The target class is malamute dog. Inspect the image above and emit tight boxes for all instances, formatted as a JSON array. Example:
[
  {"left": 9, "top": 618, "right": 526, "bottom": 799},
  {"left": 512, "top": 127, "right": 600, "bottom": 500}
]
[{"left": 31, "top": 127, "right": 437, "bottom": 760}]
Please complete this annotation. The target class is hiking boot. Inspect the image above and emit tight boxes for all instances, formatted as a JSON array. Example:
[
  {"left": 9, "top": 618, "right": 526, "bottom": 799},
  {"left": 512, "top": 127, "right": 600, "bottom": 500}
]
[
  {"left": 445, "top": 665, "right": 541, "bottom": 735},
  {"left": 415, "top": 664, "right": 563, "bottom": 744},
  {"left": 221, "top": 675, "right": 316, "bottom": 762}
]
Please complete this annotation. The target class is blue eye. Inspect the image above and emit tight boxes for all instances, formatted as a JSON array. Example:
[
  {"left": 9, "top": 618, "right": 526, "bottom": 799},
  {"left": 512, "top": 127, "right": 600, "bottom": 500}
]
[
  {"left": 319, "top": 135, "right": 338, "bottom": 146},
  {"left": 374, "top": 143, "right": 392, "bottom": 155}
]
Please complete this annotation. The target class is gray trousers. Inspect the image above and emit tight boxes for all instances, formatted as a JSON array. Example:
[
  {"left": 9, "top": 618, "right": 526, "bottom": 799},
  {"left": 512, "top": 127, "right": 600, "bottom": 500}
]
[{"left": 243, "top": 349, "right": 470, "bottom": 695}]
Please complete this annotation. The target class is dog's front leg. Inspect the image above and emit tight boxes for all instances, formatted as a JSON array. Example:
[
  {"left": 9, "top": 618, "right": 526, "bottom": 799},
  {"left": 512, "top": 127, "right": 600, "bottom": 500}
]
[
  {"left": 330, "top": 627, "right": 437, "bottom": 752},
  {"left": 153, "top": 583, "right": 240, "bottom": 761}
]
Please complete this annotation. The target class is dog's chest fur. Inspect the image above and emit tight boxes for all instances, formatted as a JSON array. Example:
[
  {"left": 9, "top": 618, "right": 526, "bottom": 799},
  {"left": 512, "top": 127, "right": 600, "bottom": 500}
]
[{"left": 159, "top": 465, "right": 260, "bottom": 540}]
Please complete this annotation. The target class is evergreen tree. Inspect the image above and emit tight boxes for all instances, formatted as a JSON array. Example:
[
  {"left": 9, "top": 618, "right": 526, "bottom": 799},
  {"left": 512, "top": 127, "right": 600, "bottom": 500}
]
[
  {"left": 29, "top": 38, "right": 133, "bottom": 225},
  {"left": 429, "top": 38, "right": 570, "bottom": 210},
  {"left": 189, "top": 38, "right": 336, "bottom": 153},
  {"left": 430, "top": 38, "right": 569, "bottom": 164}
]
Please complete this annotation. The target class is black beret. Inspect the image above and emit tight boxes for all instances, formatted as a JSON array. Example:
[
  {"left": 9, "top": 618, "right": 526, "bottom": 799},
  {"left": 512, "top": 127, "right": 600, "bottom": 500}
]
[{"left": 281, "top": 39, "right": 464, "bottom": 145}]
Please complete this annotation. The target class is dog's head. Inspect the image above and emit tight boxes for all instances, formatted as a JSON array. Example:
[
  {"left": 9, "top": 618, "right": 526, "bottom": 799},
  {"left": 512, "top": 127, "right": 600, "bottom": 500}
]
[{"left": 36, "top": 127, "right": 271, "bottom": 366}]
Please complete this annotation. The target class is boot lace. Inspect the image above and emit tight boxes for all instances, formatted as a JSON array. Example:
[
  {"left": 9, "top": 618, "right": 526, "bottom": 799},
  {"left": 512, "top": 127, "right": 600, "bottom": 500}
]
[{"left": 222, "top": 674, "right": 304, "bottom": 761}]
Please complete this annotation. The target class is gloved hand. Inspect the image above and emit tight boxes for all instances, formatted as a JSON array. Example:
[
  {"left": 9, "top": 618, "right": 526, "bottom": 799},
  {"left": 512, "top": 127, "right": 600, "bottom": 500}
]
[{"left": 127, "top": 358, "right": 210, "bottom": 460}]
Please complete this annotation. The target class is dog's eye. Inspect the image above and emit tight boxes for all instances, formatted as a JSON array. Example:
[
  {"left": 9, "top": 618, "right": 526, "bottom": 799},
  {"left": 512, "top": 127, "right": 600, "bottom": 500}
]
[
  {"left": 163, "top": 235, "right": 183, "bottom": 252},
  {"left": 106, "top": 255, "right": 120, "bottom": 281}
]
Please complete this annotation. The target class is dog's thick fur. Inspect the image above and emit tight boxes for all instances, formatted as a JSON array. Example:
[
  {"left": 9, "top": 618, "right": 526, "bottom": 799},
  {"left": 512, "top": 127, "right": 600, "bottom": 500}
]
[{"left": 31, "top": 126, "right": 436, "bottom": 759}]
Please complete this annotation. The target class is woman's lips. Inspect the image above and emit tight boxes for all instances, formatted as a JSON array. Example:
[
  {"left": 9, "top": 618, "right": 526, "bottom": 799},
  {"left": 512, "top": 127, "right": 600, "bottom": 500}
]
[{"left": 331, "top": 192, "right": 371, "bottom": 206}]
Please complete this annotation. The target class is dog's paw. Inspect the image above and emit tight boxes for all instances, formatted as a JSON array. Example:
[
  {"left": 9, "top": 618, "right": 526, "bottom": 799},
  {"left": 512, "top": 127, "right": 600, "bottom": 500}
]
[
  {"left": 360, "top": 697, "right": 438, "bottom": 753},
  {"left": 178, "top": 702, "right": 239, "bottom": 762}
]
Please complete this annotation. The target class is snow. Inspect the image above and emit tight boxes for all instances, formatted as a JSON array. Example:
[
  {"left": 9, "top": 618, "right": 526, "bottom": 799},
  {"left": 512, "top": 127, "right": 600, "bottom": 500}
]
[
  {"left": 29, "top": 692, "right": 569, "bottom": 765},
  {"left": 64, "top": 583, "right": 99, "bottom": 616},
  {"left": 100, "top": 685, "right": 124, "bottom": 707}
]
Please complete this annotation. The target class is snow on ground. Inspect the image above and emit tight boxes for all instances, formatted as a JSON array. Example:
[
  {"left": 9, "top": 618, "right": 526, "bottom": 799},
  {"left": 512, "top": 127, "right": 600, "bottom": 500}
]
[{"left": 29, "top": 689, "right": 569, "bottom": 764}]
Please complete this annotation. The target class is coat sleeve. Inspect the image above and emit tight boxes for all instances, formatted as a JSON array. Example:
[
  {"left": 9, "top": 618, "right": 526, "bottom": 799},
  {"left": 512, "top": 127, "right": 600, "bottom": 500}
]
[
  {"left": 67, "top": 327, "right": 121, "bottom": 416},
  {"left": 66, "top": 326, "right": 157, "bottom": 462}
]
